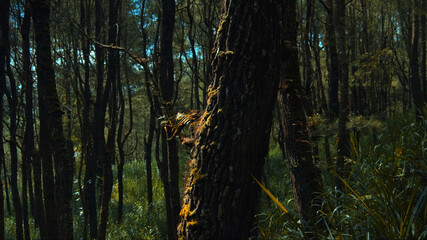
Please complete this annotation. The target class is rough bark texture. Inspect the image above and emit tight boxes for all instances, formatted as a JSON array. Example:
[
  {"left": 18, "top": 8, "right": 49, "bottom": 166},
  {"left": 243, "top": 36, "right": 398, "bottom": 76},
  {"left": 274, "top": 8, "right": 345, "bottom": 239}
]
[
  {"left": 31, "top": 0, "right": 74, "bottom": 238},
  {"left": 177, "top": 0, "right": 281, "bottom": 239},
  {"left": 278, "top": 0, "right": 324, "bottom": 236}
]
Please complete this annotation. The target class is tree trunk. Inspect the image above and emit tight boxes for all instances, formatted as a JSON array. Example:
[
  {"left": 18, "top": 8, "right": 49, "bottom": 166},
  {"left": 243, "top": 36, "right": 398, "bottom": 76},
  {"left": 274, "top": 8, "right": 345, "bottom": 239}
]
[
  {"left": 79, "top": 0, "right": 93, "bottom": 238},
  {"left": 177, "top": 0, "right": 281, "bottom": 238},
  {"left": 278, "top": 0, "right": 324, "bottom": 236},
  {"left": 0, "top": 0, "right": 8, "bottom": 237},
  {"left": 31, "top": 0, "right": 74, "bottom": 238},
  {"left": 141, "top": 0, "right": 154, "bottom": 207},
  {"left": 159, "top": 1, "right": 180, "bottom": 239},
  {"left": 324, "top": 0, "right": 340, "bottom": 118},
  {"left": 6, "top": 15, "right": 24, "bottom": 240},
  {"left": 421, "top": 0, "right": 426, "bottom": 103},
  {"left": 334, "top": 0, "right": 350, "bottom": 189},
  {"left": 21, "top": 1, "right": 33, "bottom": 239},
  {"left": 98, "top": 0, "right": 120, "bottom": 238},
  {"left": 410, "top": 0, "right": 423, "bottom": 121}
]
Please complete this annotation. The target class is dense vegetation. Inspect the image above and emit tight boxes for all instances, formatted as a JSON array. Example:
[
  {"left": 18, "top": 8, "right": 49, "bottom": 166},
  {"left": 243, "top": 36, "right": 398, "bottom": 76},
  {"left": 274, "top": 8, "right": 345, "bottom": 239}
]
[{"left": 0, "top": 0, "right": 426, "bottom": 239}]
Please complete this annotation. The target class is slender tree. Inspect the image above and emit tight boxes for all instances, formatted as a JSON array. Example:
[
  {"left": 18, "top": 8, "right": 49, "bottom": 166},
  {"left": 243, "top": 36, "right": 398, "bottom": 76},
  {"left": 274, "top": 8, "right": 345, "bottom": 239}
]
[
  {"left": 21, "top": 1, "right": 33, "bottom": 239},
  {"left": 278, "top": 0, "right": 324, "bottom": 236},
  {"left": 0, "top": 0, "right": 8, "bottom": 237},
  {"left": 159, "top": 0, "right": 180, "bottom": 239},
  {"left": 334, "top": 0, "right": 350, "bottom": 187},
  {"left": 31, "top": 0, "right": 74, "bottom": 238}
]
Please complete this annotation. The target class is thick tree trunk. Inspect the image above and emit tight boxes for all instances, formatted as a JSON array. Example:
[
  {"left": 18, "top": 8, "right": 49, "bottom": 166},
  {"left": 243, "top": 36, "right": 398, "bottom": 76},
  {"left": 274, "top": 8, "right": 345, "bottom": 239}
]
[
  {"left": 278, "top": 0, "right": 324, "bottom": 236},
  {"left": 32, "top": 0, "right": 74, "bottom": 238},
  {"left": 177, "top": 1, "right": 281, "bottom": 238}
]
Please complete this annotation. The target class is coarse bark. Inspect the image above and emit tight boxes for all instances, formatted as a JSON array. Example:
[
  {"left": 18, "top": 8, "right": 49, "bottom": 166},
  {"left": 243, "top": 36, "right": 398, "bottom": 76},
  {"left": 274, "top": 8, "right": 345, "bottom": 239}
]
[
  {"left": 31, "top": 0, "right": 74, "bottom": 238},
  {"left": 177, "top": 0, "right": 281, "bottom": 238},
  {"left": 278, "top": 0, "right": 324, "bottom": 236}
]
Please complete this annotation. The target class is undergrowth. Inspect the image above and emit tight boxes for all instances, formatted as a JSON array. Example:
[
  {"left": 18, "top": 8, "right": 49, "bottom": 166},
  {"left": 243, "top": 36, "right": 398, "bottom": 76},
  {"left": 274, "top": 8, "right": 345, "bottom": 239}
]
[{"left": 257, "top": 113, "right": 427, "bottom": 239}]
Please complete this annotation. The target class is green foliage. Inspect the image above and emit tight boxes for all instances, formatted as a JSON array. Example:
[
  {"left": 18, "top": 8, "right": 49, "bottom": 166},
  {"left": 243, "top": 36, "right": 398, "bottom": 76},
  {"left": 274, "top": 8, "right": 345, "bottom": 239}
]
[{"left": 257, "top": 112, "right": 427, "bottom": 239}]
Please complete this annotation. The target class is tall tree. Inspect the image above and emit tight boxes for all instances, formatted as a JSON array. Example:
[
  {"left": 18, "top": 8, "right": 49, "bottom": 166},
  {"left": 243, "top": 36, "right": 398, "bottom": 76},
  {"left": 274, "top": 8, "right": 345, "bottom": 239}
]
[
  {"left": 98, "top": 0, "right": 121, "bottom": 238},
  {"left": 177, "top": 0, "right": 281, "bottom": 238},
  {"left": 323, "top": 0, "right": 340, "bottom": 118},
  {"left": 278, "top": 0, "right": 324, "bottom": 236},
  {"left": 409, "top": 0, "right": 423, "bottom": 121},
  {"left": 21, "top": 1, "right": 33, "bottom": 239},
  {"left": 0, "top": 0, "right": 9, "bottom": 237},
  {"left": 31, "top": 0, "right": 74, "bottom": 238},
  {"left": 334, "top": 0, "right": 350, "bottom": 187},
  {"left": 6, "top": 2, "right": 24, "bottom": 239},
  {"left": 159, "top": 0, "right": 180, "bottom": 239}
]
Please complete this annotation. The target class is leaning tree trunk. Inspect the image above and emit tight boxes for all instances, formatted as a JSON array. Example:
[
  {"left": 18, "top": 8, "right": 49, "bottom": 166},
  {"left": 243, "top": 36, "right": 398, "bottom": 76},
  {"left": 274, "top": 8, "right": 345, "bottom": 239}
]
[
  {"left": 31, "top": 0, "right": 74, "bottom": 238},
  {"left": 278, "top": 0, "right": 324, "bottom": 237},
  {"left": 177, "top": 0, "right": 281, "bottom": 239}
]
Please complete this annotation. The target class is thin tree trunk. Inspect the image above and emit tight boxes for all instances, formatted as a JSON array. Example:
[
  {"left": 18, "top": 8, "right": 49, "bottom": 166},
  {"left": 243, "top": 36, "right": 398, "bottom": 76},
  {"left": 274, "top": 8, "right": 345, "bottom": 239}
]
[
  {"left": 159, "top": 1, "right": 180, "bottom": 239},
  {"left": 21, "top": 2, "right": 32, "bottom": 239},
  {"left": 32, "top": 0, "right": 75, "bottom": 238},
  {"left": 324, "top": 0, "right": 339, "bottom": 118},
  {"left": 422, "top": 0, "right": 426, "bottom": 103},
  {"left": 141, "top": 0, "right": 154, "bottom": 207},
  {"left": 334, "top": 0, "right": 350, "bottom": 190},
  {"left": 97, "top": 0, "right": 120, "bottom": 238},
  {"left": 0, "top": 0, "right": 8, "bottom": 237},
  {"left": 7, "top": 27, "right": 24, "bottom": 240},
  {"left": 278, "top": 0, "right": 324, "bottom": 236},
  {"left": 410, "top": 0, "right": 423, "bottom": 122}
]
